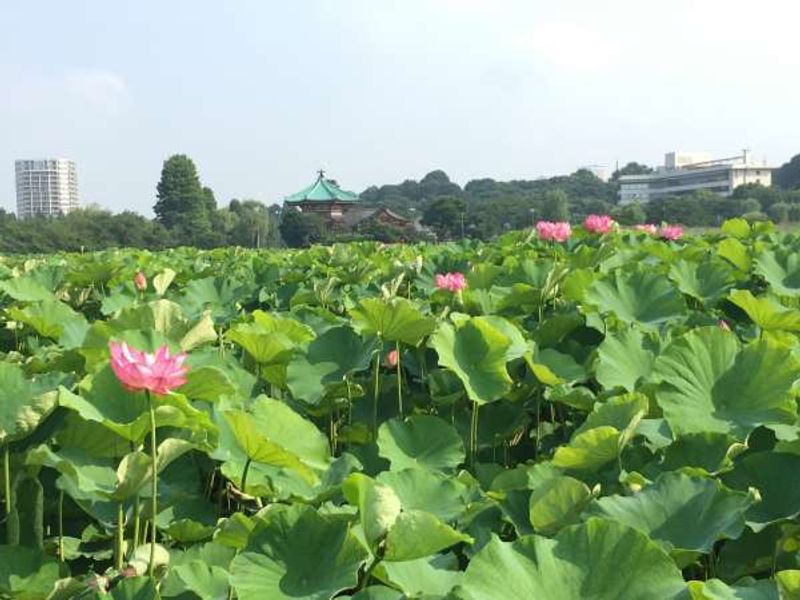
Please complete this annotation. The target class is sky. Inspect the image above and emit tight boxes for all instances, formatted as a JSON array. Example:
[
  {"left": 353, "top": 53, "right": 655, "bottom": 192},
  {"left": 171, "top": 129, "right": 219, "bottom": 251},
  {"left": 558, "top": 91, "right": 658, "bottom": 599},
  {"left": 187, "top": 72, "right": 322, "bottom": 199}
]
[{"left": 2, "top": 0, "right": 800, "bottom": 216}]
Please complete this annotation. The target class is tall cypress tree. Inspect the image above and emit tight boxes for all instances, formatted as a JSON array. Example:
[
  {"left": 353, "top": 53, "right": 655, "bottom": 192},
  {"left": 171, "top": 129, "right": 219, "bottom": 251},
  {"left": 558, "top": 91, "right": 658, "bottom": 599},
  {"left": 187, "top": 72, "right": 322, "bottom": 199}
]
[{"left": 154, "top": 154, "right": 213, "bottom": 244}]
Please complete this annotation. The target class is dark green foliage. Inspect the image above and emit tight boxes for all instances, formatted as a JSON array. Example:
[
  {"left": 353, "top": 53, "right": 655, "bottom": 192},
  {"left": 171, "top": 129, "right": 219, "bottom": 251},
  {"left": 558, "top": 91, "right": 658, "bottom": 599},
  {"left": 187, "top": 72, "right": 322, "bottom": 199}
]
[
  {"left": 154, "top": 154, "right": 214, "bottom": 246},
  {"left": 421, "top": 196, "right": 468, "bottom": 240},
  {"left": 279, "top": 210, "right": 327, "bottom": 248},
  {"left": 7, "top": 474, "right": 44, "bottom": 548},
  {"left": 776, "top": 153, "right": 800, "bottom": 190},
  {"left": 611, "top": 161, "right": 653, "bottom": 181}
]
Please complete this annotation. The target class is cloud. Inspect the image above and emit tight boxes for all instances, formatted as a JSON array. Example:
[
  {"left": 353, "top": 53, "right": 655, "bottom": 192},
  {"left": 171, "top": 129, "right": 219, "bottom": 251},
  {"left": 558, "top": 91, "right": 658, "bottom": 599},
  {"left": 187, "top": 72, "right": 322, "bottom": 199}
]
[
  {"left": 513, "top": 21, "right": 620, "bottom": 73},
  {"left": 1, "top": 67, "right": 130, "bottom": 115},
  {"left": 63, "top": 68, "right": 129, "bottom": 112}
]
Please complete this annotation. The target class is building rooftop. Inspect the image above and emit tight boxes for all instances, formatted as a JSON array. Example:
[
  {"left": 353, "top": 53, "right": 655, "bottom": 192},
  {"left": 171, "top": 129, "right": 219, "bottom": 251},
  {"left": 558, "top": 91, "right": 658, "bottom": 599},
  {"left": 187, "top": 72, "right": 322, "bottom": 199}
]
[{"left": 284, "top": 170, "right": 359, "bottom": 204}]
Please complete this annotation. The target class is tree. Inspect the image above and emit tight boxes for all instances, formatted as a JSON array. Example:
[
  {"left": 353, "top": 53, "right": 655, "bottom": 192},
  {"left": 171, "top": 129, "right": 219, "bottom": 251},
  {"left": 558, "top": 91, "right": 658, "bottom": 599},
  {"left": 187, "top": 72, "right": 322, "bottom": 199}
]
[
  {"left": 227, "top": 199, "right": 275, "bottom": 247},
  {"left": 612, "top": 202, "right": 646, "bottom": 225},
  {"left": 279, "top": 210, "right": 326, "bottom": 248},
  {"left": 611, "top": 162, "right": 653, "bottom": 181},
  {"left": 540, "top": 189, "right": 570, "bottom": 222},
  {"left": 153, "top": 154, "right": 214, "bottom": 245},
  {"left": 776, "top": 154, "right": 800, "bottom": 190},
  {"left": 768, "top": 202, "right": 791, "bottom": 223},
  {"left": 421, "top": 196, "right": 467, "bottom": 239}
]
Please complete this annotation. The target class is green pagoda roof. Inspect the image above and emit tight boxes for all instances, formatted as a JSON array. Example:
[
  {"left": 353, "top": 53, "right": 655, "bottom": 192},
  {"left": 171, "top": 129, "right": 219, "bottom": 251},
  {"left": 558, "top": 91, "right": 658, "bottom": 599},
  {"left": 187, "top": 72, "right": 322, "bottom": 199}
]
[{"left": 284, "top": 170, "right": 360, "bottom": 204}]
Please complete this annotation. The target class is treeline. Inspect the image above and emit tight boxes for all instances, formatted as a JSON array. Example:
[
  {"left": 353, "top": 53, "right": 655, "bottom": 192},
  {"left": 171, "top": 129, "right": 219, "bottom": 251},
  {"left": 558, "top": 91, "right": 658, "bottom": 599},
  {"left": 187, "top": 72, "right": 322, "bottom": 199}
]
[
  {"left": 2, "top": 152, "right": 800, "bottom": 252},
  {"left": 362, "top": 155, "right": 800, "bottom": 239},
  {"left": 0, "top": 155, "right": 280, "bottom": 253}
]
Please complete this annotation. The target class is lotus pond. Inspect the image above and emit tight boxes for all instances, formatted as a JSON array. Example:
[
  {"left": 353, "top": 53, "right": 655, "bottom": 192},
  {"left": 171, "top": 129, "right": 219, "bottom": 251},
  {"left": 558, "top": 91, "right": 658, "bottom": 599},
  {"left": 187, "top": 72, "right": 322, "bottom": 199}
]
[{"left": 3, "top": 218, "right": 800, "bottom": 599}]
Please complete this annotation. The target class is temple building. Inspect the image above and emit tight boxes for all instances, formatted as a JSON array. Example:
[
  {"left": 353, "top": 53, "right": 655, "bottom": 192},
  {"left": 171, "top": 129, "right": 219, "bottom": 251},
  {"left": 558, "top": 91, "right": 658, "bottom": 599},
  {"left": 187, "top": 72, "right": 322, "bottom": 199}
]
[
  {"left": 283, "top": 170, "right": 360, "bottom": 220},
  {"left": 283, "top": 170, "right": 416, "bottom": 233}
]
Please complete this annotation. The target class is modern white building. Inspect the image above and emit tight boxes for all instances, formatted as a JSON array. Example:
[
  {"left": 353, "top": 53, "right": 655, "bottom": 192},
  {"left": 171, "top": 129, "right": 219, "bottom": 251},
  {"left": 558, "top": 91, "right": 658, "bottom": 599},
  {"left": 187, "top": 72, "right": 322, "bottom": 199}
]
[
  {"left": 619, "top": 151, "right": 773, "bottom": 204},
  {"left": 15, "top": 158, "right": 79, "bottom": 218}
]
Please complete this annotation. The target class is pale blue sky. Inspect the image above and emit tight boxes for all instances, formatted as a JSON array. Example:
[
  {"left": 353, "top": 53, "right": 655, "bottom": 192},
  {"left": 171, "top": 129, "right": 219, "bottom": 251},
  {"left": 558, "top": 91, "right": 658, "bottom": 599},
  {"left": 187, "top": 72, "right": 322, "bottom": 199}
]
[{"left": 2, "top": 0, "right": 799, "bottom": 215}]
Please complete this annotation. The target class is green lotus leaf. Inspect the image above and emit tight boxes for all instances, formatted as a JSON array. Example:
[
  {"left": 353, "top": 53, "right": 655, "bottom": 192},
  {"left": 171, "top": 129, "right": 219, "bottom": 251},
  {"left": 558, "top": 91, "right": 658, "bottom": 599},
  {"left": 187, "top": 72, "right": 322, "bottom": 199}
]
[
  {"left": 659, "top": 432, "right": 743, "bottom": 475},
  {"left": 226, "top": 324, "right": 299, "bottom": 367},
  {"left": 179, "top": 310, "right": 218, "bottom": 351},
  {"left": 578, "top": 392, "right": 649, "bottom": 434},
  {"left": 223, "top": 396, "right": 330, "bottom": 486},
  {"left": 342, "top": 473, "right": 402, "bottom": 549},
  {"left": 286, "top": 326, "right": 377, "bottom": 405},
  {"left": 349, "top": 297, "right": 436, "bottom": 345},
  {"left": 669, "top": 258, "right": 735, "bottom": 305},
  {"left": 104, "top": 576, "right": 161, "bottom": 599},
  {"left": 585, "top": 269, "right": 686, "bottom": 330},
  {"left": 55, "top": 413, "right": 130, "bottom": 459},
  {"left": 777, "top": 570, "right": 800, "bottom": 599},
  {"left": 179, "top": 366, "right": 239, "bottom": 403},
  {"left": 179, "top": 276, "right": 245, "bottom": 323},
  {"left": 595, "top": 327, "right": 656, "bottom": 391},
  {"left": 429, "top": 315, "right": 528, "bottom": 403},
  {"left": 552, "top": 426, "right": 621, "bottom": 471},
  {"left": 528, "top": 475, "right": 592, "bottom": 535},
  {"left": 654, "top": 327, "right": 799, "bottom": 439},
  {"left": 755, "top": 249, "right": 800, "bottom": 296},
  {"left": 230, "top": 504, "right": 368, "bottom": 600},
  {"left": 153, "top": 268, "right": 177, "bottom": 297},
  {"left": 26, "top": 445, "right": 117, "bottom": 501},
  {"left": 59, "top": 366, "right": 217, "bottom": 446},
  {"left": 377, "top": 467, "right": 469, "bottom": 522},
  {"left": 459, "top": 518, "right": 686, "bottom": 600},
  {"left": 0, "top": 274, "right": 55, "bottom": 302},
  {"left": 168, "top": 561, "right": 229, "bottom": 600},
  {"left": 728, "top": 289, "right": 800, "bottom": 331},
  {"left": 722, "top": 451, "right": 800, "bottom": 531},
  {"left": 6, "top": 299, "right": 88, "bottom": 346},
  {"left": 377, "top": 415, "right": 465, "bottom": 473},
  {"left": 383, "top": 509, "right": 473, "bottom": 562},
  {"left": 0, "top": 363, "right": 63, "bottom": 444},
  {"left": 718, "top": 238, "right": 751, "bottom": 272},
  {"left": 535, "top": 349, "right": 585, "bottom": 383},
  {"left": 553, "top": 393, "right": 647, "bottom": 471},
  {"left": 212, "top": 513, "right": 255, "bottom": 551},
  {"left": 0, "top": 545, "right": 68, "bottom": 600},
  {"left": 721, "top": 217, "right": 752, "bottom": 239},
  {"left": 586, "top": 472, "right": 755, "bottom": 557},
  {"left": 686, "top": 578, "right": 778, "bottom": 599},
  {"left": 375, "top": 553, "right": 462, "bottom": 597}
]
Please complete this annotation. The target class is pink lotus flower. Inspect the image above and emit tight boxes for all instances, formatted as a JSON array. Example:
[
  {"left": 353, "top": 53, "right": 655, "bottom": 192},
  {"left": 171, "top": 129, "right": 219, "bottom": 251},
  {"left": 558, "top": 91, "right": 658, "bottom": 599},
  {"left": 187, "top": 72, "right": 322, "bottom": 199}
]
[
  {"left": 584, "top": 214, "right": 616, "bottom": 234},
  {"left": 659, "top": 225, "right": 684, "bottom": 241},
  {"left": 109, "top": 341, "right": 189, "bottom": 395},
  {"left": 385, "top": 349, "right": 399, "bottom": 368},
  {"left": 634, "top": 224, "right": 658, "bottom": 235},
  {"left": 134, "top": 271, "right": 147, "bottom": 292},
  {"left": 536, "top": 221, "right": 572, "bottom": 242},
  {"left": 435, "top": 272, "right": 467, "bottom": 293}
]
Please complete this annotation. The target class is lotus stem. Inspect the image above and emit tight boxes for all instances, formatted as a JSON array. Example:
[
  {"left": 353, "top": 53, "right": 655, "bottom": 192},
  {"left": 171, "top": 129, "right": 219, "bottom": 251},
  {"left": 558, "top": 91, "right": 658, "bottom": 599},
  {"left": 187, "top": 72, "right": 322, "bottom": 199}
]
[
  {"left": 240, "top": 458, "right": 252, "bottom": 502},
  {"left": 470, "top": 402, "right": 480, "bottom": 467},
  {"left": 58, "top": 490, "right": 64, "bottom": 562},
  {"left": 132, "top": 495, "right": 140, "bottom": 552},
  {"left": 115, "top": 502, "right": 124, "bottom": 570},
  {"left": 372, "top": 351, "right": 381, "bottom": 440},
  {"left": 147, "top": 391, "right": 157, "bottom": 578},
  {"left": 3, "top": 445, "right": 11, "bottom": 544},
  {"left": 396, "top": 342, "right": 403, "bottom": 415}
]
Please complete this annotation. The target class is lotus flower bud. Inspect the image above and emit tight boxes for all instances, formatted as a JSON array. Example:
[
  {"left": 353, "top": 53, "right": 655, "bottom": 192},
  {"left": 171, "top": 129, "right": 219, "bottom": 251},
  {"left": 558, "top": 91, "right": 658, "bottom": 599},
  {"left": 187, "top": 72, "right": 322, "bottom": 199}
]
[{"left": 134, "top": 271, "right": 147, "bottom": 292}]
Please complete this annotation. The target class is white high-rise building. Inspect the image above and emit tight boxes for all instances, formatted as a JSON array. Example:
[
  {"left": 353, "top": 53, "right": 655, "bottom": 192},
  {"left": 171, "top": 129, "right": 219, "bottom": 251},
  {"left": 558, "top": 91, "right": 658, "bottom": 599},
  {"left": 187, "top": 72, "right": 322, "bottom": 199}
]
[
  {"left": 618, "top": 151, "right": 773, "bottom": 204},
  {"left": 15, "top": 159, "right": 79, "bottom": 218}
]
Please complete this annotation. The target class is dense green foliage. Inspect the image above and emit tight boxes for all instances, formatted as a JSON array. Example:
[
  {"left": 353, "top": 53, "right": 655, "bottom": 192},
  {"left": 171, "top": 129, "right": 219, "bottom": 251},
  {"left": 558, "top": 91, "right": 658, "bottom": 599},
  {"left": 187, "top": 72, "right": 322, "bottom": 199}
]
[{"left": 4, "top": 220, "right": 800, "bottom": 597}]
